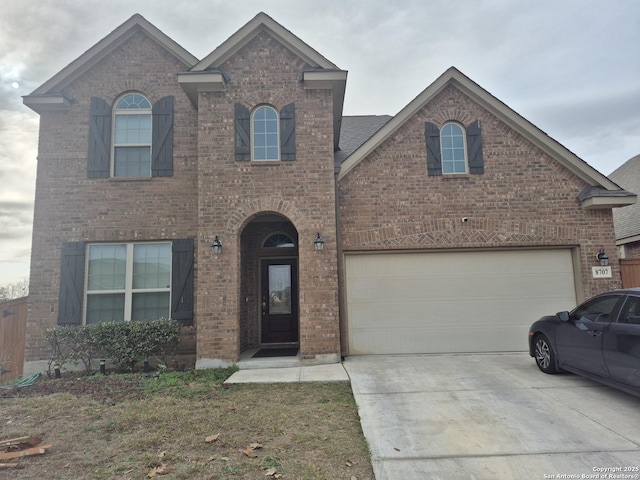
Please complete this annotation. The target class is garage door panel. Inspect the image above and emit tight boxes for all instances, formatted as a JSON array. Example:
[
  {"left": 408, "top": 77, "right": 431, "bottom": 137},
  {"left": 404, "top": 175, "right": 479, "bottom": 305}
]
[{"left": 346, "top": 250, "right": 576, "bottom": 354}]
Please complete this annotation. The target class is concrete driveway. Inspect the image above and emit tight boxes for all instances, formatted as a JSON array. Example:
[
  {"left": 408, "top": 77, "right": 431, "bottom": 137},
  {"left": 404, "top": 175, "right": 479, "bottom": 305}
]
[{"left": 343, "top": 353, "right": 640, "bottom": 480}]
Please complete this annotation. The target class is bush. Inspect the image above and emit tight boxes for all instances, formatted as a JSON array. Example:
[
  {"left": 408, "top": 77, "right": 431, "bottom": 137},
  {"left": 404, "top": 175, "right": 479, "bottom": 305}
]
[
  {"left": 46, "top": 318, "right": 182, "bottom": 374},
  {"left": 45, "top": 325, "right": 99, "bottom": 375}
]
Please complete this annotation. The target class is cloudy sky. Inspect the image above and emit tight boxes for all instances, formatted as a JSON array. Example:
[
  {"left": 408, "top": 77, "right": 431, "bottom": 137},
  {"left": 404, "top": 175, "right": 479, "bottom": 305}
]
[{"left": 1, "top": 0, "right": 639, "bottom": 286}]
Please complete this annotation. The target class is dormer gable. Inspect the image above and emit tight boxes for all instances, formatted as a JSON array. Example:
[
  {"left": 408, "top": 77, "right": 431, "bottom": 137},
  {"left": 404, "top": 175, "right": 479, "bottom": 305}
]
[{"left": 178, "top": 12, "right": 347, "bottom": 150}]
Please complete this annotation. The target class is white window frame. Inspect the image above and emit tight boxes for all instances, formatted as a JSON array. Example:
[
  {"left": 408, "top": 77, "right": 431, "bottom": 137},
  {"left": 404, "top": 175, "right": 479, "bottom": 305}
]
[
  {"left": 440, "top": 122, "right": 468, "bottom": 174},
  {"left": 84, "top": 242, "right": 172, "bottom": 324},
  {"left": 112, "top": 93, "right": 153, "bottom": 177},
  {"left": 251, "top": 105, "right": 280, "bottom": 161}
]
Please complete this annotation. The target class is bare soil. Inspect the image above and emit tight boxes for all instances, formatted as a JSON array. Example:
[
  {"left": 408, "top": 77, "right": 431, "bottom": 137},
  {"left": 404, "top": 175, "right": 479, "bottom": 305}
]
[{"left": 0, "top": 369, "right": 374, "bottom": 479}]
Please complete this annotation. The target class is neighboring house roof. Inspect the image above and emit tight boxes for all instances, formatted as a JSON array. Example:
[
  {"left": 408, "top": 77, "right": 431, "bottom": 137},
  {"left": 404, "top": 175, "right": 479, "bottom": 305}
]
[
  {"left": 335, "top": 115, "right": 392, "bottom": 169},
  {"left": 337, "top": 66, "right": 636, "bottom": 210},
  {"left": 609, "top": 154, "right": 640, "bottom": 243},
  {"left": 23, "top": 14, "right": 198, "bottom": 114}
]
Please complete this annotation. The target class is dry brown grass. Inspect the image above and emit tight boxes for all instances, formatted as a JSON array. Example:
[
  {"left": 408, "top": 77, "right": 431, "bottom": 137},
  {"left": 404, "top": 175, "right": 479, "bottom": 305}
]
[{"left": 0, "top": 369, "right": 374, "bottom": 479}]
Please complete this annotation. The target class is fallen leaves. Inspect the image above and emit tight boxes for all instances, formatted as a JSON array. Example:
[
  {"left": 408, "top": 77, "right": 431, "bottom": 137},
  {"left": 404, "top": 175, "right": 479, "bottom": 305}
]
[
  {"left": 147, "top": 463, "right": 171, "bottom": 477},
  {"left": 205, "top": 433, "right": 220, "bottom": 443},
  {"left": 240, "top": 442, "right": 263, "bottom": 458}
]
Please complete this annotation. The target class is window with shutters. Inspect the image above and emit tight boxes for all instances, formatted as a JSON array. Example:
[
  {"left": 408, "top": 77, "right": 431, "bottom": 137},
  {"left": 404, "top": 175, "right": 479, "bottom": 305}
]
[
  {"left": 88, "top": 94, "right": 174, "bottom": 178},
  {"left": 113, "top": 94, "right": 152, "bottom": 177},
  {"left": 235, "top": 103, "right": 296, "bottom": 162},
  {"left": 425, "top": 120, "right": 484, "bottom": 176},
  {"left": 85, "top": 242, "right": 171, "bottom": 323}
]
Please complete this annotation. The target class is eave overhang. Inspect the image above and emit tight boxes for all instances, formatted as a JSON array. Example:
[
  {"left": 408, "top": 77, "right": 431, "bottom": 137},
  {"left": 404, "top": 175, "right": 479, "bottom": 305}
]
[
  {"left": 577, "top": 185, "right": 637, "bottom": 210},
  {"left": 302, "top": 69, "right": 348, "bottom": 151},
  {"left": 178, "top": 70, "right": 228, "bottom": 107},
  {"left": 22, "top": 93, "right": 74, "bottom": 114}
]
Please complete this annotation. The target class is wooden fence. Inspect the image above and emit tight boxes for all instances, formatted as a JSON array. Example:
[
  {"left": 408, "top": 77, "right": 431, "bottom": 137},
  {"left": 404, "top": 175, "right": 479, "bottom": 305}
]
[
  {"left": 0, "top": 296, "right": 27, "bottom": 384},
  {"left": 620, "top": 258, "right": 640, "bottom": 288}
]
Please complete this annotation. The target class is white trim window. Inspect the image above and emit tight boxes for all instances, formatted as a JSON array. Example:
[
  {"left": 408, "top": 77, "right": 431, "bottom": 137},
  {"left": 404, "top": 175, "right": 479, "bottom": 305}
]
[
  {"left": 252, "top": 105, "right": 280, "bottom": 161},
  {"left": 440, "top": 122, "right": 468, "bottom": 174},
  {"left": 113, "top": 93, "right": 152, "bottom": 177},
  {"left": 85, "top": 242, "right": 171, "bottom": 324}
]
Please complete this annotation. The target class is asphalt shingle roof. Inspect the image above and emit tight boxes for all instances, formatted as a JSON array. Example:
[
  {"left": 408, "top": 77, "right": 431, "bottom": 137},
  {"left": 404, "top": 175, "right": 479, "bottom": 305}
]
[{"left": 334, "top": 115, "right": 392, "bottom": 168}]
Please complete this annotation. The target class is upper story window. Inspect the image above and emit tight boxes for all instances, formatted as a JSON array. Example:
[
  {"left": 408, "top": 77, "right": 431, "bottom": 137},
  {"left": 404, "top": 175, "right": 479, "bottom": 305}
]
[
  {"left": 253, "top": 106, "right": 280, "bottom": 161},
  {"left": 440, "top": 122, "right": 467, "bottom": 174},
  {"left": 425, "top": 119, "right": 484, "bottom": 176},
  {"left": 87, "top": 95, "right": 174, "bottom": 179},
  {"left": 235, "top": 103, "right": 296, "bottom": 162},
  {"left": 113, "top": 94, "right": 152, "bottom": 177}
]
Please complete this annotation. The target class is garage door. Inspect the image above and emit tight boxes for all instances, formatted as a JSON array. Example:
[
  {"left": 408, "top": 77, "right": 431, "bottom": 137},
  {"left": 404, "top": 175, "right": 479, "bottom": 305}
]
[{"left": 345, "top": 249, "right": 577, "bottom": 354}]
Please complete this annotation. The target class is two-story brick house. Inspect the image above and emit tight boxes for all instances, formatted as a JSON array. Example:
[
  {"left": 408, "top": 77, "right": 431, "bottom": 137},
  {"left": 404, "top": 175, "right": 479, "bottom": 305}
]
[{"left": 22, "top": 13, "right": 635, "bottom": 371}]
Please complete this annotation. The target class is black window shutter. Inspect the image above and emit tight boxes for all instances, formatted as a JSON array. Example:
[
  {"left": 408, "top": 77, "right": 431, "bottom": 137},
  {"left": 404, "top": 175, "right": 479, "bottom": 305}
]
[
  {"left": 152, "top": 96, "right": 174, "bottom": 177},
  {"left": 234, "top": 103, "right": 251, "bottom": 161},
  {"left": 171, "top": 238, "right": 194, "bottom": 326},
  {"left": 58, "top": 242, "right": 85, "bottom": 325},
  {"left": 87, "top": 97, "right": 111, "bottom": 178},
  {"left": 425, "top": 122, "right": 442, "bottom": 176},
  {"left": 280, "top": 103, "right": 296, "bottom": 161},
  {"left": 467, "top": 120, "right": 484, "bottom": 174}
]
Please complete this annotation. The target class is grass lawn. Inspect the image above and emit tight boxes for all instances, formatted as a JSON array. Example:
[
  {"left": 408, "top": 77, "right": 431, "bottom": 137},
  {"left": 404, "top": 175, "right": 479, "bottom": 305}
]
[{"left": 0, "top": 368, "right": 374, "bottom": 479}]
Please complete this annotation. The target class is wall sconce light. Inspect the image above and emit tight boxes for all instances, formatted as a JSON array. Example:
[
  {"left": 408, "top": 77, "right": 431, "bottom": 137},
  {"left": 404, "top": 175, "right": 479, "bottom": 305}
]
[
  {"left": 595, "top": 248, "right": 609, "bottom": 266},
  {"left": 314, "top": 233, "right": 325, "bottom": 251},
  {"left": 212, "top": 236, "right": 222, "bottom": 255}
]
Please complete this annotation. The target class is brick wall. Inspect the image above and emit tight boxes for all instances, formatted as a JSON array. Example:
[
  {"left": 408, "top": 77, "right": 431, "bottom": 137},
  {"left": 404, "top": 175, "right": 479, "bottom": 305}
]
[
  {"left": 193, "top": 32, "right": 341, "bottom": 362},
  {"left": 338, "top": 84, "right": 620, "bottom": 303},
  {"left": 26, "top": 32, "right": 199, "bottom": 362}
]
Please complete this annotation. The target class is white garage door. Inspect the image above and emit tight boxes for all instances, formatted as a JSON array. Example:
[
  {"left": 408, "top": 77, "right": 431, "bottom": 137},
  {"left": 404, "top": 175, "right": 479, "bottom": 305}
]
[{"left": 346, "top": 249, "right": 577, "bottom": 354}]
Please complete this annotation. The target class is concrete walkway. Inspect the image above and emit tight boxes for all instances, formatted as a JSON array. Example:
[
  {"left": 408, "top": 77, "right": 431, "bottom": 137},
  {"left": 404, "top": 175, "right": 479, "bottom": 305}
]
[{"left": 224, "top": 362, "right": 349, "bottom": 383}]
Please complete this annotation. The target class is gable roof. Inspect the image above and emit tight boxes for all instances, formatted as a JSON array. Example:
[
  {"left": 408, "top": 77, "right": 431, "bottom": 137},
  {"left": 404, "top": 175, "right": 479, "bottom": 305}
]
[
  {"left": 23, "top": 14, "right": 198, "bottom": 113},
  {"left": 192, "top": 12, "right": 339, "bottom": 71},
  {"left": 610, "top": 154, "right": 640, "bottom": 242},
  {"left": 183, "top": 12, "right": 346, "bottom": 151},
  {"left": 338, "top": 67, "right": 635, "bottom": 209}
]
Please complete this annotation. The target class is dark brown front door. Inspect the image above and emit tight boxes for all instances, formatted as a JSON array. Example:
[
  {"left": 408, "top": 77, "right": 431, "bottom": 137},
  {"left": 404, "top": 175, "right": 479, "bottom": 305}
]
[{"left": 261, "top": 258, "right": 298, "bottom": 343}]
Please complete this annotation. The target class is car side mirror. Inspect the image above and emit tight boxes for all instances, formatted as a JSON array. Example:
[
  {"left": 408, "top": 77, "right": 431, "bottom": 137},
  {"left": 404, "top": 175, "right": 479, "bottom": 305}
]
[{"left": 557, "top": 311, "right": 570, "bottom": 322}]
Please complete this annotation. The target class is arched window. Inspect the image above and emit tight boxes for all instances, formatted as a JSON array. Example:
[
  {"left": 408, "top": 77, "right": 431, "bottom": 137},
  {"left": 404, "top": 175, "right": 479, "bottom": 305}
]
[
  {"left": 252, "top": 105, "right": 279, "bottom": 161},
  {"left": 113, "top": 93, "right": 152, "bottom": 177},
  {"left": 263, "top": 234, "right": 296, "bottom": 248},
  {"left": 440, "top": 122, "right": 467, "bottom": 174}
]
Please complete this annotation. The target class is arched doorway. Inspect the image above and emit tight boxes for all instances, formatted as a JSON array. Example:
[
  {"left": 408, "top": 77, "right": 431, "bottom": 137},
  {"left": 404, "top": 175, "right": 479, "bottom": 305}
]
[{"left": 240, "top": 214, "right": 299, "bottom": 352}]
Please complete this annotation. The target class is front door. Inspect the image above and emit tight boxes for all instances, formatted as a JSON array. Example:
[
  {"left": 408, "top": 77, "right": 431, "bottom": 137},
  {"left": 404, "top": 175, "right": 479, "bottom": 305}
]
[{"left": 261, "top": 258, "right": 298, "bottom": 343}]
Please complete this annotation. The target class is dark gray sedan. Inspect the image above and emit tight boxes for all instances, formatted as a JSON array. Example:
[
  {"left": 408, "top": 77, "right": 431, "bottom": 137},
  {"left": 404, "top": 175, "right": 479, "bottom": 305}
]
[{"left": 529, "top": 288, "right": 640, "bottom": 398}]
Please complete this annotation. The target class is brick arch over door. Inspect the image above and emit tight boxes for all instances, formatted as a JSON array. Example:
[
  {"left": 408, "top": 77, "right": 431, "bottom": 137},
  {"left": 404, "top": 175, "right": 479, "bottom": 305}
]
[{"left": 225, "top": 197, "right": 307, "bottom": 233}]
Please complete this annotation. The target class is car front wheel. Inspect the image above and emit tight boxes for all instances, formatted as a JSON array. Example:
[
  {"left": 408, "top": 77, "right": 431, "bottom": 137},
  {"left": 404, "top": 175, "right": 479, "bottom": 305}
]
[{"left": 534, "top": 334, "right": 558, "bottom": 374}]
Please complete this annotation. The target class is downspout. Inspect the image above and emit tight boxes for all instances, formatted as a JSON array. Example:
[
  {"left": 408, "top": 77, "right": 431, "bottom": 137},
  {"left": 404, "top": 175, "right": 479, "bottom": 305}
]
[{"left": 334, "top": 160, "right": 347, "bottom": 360}]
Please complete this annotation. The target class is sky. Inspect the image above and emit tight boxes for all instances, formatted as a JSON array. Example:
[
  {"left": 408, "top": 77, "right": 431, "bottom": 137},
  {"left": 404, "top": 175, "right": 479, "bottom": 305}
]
[{"left": 1, "top": 0, "right": 639, "bottom": 286}]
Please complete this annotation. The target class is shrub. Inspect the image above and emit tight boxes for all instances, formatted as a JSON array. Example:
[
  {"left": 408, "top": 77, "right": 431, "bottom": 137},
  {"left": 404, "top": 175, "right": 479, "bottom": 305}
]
[
  {"left": 45, "top": 325, "right": 99, "bottom": 375},
  {"left": 46, "top": 318, "right": 182, "bottom": 374}
]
